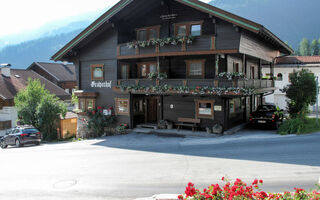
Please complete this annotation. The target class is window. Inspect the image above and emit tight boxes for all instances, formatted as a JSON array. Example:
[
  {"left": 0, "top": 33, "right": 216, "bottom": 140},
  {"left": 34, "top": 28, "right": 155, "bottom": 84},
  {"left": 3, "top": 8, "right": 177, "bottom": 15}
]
[
  {"left": 190, "top": 24, "right": 201, "bottom": 36},
  {"left": 277, "top": 73, "right": 283, "bottom": 81},
  {"left": 137, "top": 30, "right": 147, "bottom": 41},
  {"left": 87, "top": 99, "right": 94, "bottom": 110},
  {"left": 195, "top": 100, "right": 214, "bottom": 119},
  {"left": 91, "top": 64, "right": 104, "bottom": 81},
  {"left": 120, "top": 64, "right": 130, "bottom": 79},
  {"left": 79, "top": 99, "right": 86, "bottom": 111},
  {"left": 229, "top": 99, "right": 235, "bottom": 114},
  {"left": 177, "top": 25, "right": 187, "bottom": 36},
  {"left": 79, "top": 98, "right": 96, "bottom": 112},
  {"left": 233, "top": 62, "right": 239, "bottom": 73},
  {"left": 174, "top": 21, "right": 203, "bottom": 37},
  {"left": 115, "top": 98, "right": 129, "bottom": 115},
  {"left": 136, "top": 26, "right": 160, "bottom": 41},
  {"left": 186, "top": 60, "right": 205, "bottom": 78},
  {"left": 137, "top": 62, "right": 157, "bottom": 78},
  {"left": 149, "top": 29, "right": 158, "bottom": 40},
  {"left": 250, "top": 66, "right": 255, "bottom": 79}
]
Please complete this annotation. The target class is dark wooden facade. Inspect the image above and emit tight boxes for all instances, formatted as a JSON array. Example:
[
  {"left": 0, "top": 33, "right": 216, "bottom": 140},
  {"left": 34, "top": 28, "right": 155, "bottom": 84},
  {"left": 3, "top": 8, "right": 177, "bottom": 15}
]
[{"left": 52, "top": 0, "right": 292, "bottom": 131}]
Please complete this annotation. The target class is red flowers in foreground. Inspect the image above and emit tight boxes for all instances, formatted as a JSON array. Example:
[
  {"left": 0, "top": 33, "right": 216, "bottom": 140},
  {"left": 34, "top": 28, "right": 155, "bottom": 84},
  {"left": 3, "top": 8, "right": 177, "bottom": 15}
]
[{"left": 178, "top": 178, "right": 320, "bottom": 200}]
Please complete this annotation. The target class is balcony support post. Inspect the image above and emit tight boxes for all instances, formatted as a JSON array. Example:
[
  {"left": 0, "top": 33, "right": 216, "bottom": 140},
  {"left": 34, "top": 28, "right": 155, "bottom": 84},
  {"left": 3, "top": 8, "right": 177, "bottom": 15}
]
[
  {"left": 258, "top": 59, "right": 262, "bottom": 79},
  {"left": 157, "top": 56, "right": 160, "bottom": 73},
  {"left": 242, "top": 54, "right": 246, "bottom": 75},
  {"left": 215, "top": 54, "right": 219, "bottom": 77}
]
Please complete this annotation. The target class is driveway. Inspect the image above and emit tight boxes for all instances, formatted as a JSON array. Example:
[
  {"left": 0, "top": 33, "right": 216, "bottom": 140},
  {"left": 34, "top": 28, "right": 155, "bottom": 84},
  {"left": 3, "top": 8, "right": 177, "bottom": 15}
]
[{"left": 0, "top": 129, "right": 319, "bottom": 200}]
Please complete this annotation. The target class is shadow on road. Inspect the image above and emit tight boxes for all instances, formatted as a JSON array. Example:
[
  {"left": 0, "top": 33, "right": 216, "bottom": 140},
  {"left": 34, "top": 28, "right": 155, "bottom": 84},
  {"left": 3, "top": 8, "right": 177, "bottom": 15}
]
[{"left": 92, "top": 129, "right": 320, "bottom": 167}]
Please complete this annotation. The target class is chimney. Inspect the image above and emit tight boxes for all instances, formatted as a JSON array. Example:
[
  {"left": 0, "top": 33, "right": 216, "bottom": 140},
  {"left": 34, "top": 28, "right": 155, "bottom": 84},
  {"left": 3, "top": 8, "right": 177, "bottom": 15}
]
[{"left": 1, "top": 64, "right": 11, "bottom": 78}]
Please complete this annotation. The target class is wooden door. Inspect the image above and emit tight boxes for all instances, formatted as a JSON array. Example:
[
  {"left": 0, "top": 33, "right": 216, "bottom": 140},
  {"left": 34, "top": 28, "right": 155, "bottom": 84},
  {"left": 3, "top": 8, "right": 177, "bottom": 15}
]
[{"left": 146, "top": 97, "right": 158, "bottom": 123}]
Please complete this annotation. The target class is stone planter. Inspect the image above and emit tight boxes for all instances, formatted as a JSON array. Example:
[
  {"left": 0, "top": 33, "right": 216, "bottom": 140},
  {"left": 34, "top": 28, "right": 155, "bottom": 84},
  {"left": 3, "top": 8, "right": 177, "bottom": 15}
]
[
  {"left": 104, "top": 127, "right": 117, "bottom": 136},
  {"left": 77, "top": 114, "right": 92, "bottom": 138}
]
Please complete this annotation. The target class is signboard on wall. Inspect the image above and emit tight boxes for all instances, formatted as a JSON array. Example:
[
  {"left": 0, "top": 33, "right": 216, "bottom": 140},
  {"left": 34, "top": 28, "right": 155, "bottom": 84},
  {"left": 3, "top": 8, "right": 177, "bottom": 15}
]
[
  {"left": 103, "top": 109, "right": 112, "bottom": 116},
  {"left": 91, "top": 81, "right": 112, "bottom": 88},
  {"left": 214, "top": 105, "right": 222, "bottom": 111}
]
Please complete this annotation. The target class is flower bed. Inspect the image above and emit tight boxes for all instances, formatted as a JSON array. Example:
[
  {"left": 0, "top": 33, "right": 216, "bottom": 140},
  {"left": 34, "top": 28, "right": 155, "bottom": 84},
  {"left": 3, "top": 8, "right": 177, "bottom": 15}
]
[
  {"left": 218, "top": 72, "right": 247, "bottom": 80},
  {"left": 178, "top": 177, "right": 320, "bottom": 200},
  {"left": 126, "top": 36, "right": 194, "bottom": 49},
  {"left": 117, "top": 85, "right": 254, "bottom": 96}
]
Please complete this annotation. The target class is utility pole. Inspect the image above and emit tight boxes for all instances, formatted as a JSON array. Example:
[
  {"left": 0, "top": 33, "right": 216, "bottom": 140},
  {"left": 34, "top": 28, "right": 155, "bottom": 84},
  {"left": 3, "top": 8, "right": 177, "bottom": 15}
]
[{"left": 316, "top": 76, "right": 319, "bottom": 126}]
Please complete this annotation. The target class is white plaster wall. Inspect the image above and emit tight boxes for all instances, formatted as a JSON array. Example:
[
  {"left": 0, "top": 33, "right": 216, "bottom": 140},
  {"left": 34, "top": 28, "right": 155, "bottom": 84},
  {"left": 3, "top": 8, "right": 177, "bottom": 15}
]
[
  {"left": 0, "top": 106, "right": 18, "bottom": 136},
  {"left": 262, "top": 65, "right": 320, "bottom": 111}
]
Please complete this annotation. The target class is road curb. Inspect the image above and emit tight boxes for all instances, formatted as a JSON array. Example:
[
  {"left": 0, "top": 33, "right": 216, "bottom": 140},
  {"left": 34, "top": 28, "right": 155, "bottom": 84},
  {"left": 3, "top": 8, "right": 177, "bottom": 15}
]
[{"left": 135, "top": 194, "right": 179, "bottom": 200}]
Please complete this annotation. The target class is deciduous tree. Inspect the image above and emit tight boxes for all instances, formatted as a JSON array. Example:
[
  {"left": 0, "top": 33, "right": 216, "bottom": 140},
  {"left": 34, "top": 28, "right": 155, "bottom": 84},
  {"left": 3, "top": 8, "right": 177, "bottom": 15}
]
[
  {"left": 282, "top": 69, "right": 316, "bottom": 118},
  {"left": 311, "top": 39, "right": 319, "bottom": 55},
  {"left": 15, "top": 78, "right": 66, "bottom": 140},
  {"left": 299, "top": 38, "right": 311, "bottom": 56}
]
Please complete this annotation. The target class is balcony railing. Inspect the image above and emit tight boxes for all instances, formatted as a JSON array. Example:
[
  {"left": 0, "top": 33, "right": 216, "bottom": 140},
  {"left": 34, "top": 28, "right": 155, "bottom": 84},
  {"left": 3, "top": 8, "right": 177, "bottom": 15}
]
[
  {"left": 116, "top": 35, "right": 236, "bottom": 59},
  {"left": 117, "top": 79, "right": 274, "bottom": 89}
]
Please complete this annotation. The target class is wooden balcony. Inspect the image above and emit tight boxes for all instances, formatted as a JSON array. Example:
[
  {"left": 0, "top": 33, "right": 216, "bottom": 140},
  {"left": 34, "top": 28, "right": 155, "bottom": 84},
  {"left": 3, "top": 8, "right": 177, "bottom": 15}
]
[
  {"left": 117, "top": 35, "right": 238, "bottom": 59},
  {"left": 114, "top": 79, "right": 275, "bottom": 96}
]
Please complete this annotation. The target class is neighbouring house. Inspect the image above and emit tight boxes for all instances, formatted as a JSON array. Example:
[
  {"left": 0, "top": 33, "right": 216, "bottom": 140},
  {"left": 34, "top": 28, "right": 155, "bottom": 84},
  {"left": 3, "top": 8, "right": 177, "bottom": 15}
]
[
  {"left": 0, "top": 66, "right": 71, "bottom": 135},
  {"left": 262, "top": 56, "right": 320, "bottom": 111},
  {"left": 52, "top": 0, "right": 292, "bottom": 132},
  {"left": 27, "top": 62, "right": 77, "bottom": 94}
]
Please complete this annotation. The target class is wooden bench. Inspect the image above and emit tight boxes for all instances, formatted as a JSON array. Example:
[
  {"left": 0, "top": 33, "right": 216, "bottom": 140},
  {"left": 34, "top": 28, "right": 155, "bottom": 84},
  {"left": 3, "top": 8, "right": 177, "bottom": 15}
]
[{"left": 176, "top": 118, "right": 200, "bottom": 132}]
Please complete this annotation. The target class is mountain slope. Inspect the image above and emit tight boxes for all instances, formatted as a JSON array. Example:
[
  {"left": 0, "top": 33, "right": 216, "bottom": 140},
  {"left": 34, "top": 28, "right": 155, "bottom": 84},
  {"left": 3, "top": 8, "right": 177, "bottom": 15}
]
[
  {"left": 2, "top": 0, "right": 320, "bottom": 68},
  {"left": 0, "top": 29, "right": 82, "bottom": 68},
  {"left": 209, "top": 0, "right": 320, "bottom": 49}
]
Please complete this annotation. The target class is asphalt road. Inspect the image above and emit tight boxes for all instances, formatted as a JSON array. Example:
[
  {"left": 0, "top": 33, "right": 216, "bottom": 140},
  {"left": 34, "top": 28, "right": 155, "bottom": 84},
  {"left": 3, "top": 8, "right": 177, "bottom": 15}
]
[{"left": 0, "top": 129, "right": 320, "bottom": 200}]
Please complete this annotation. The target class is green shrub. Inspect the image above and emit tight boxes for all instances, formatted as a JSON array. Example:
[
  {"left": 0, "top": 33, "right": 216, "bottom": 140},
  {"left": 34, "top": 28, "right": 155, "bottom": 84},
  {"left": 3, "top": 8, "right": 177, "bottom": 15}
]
[
  {"left": 86, "top": 106, "right": 116, "bottom": 137},
  {"left": 278, "top": 118, "right": 306, "bottom": 135},
  {"left": 116, "top": 123, "right": 129, "bottom": 134}
]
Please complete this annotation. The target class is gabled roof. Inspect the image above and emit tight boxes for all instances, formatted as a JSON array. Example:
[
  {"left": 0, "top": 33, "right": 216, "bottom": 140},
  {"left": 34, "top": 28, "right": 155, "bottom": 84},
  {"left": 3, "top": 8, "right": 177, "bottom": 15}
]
[
  {"left": 0, "top": 69, "right": 71, "bottom": 100},
  {"left": 28, "top": 62, "right": 76, "bottom": 82},
  {"left": 51, "top": 0, "right": 293, "bottom": 61},
  {"left": 276, "top": 56, "right": 320, "bottom": 65}
]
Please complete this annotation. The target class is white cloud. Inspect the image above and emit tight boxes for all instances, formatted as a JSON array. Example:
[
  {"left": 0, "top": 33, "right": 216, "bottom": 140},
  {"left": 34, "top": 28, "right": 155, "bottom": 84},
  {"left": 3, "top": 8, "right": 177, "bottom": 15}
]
[{"left": 0, "top": 0, "right": 212, "bottom": 38}]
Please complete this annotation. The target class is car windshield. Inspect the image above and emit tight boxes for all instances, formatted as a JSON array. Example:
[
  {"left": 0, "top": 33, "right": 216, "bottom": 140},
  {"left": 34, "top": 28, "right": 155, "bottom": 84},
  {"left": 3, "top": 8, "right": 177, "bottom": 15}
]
[
  {"left": 22, "top": 129, "right": 38, "bottom": 133},
  {"left": 257, "top": 105, "right": 276, "bottom": 111}
]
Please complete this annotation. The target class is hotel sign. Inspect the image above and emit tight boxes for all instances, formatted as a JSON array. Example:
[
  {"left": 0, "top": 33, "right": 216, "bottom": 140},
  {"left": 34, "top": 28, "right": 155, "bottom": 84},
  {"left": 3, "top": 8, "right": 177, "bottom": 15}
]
[{"left": 91, "top": 81, "right": 112, "bottom": 88}]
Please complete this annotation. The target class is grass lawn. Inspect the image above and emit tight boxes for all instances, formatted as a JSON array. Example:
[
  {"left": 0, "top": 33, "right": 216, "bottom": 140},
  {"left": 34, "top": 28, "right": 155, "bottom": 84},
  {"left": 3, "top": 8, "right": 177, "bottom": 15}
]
[
  {"left": 302, "top": 118, "right": 320, "bottom": 134},
  {"left": 278, "top": 117, "right": 320, "bottom": 135}
]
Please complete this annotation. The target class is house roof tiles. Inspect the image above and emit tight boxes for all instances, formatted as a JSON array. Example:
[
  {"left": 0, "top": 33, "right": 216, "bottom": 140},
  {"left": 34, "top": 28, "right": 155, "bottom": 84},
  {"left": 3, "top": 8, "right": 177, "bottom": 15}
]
[
  {"left": 276, "top": 56, "right": 320, "bottom": 65},
  {"left": 0, "top": 69, "right": 71, "bottom": 100},
  {"left": 28, "top": 62, "right": 76, "bottom": 82}
]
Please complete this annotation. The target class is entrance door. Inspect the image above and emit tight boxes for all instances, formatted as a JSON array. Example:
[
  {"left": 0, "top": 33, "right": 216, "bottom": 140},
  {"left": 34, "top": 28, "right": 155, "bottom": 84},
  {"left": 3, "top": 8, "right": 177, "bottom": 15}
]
[{"left": 146, "top": 97, "right": 159, "bottom": 123}]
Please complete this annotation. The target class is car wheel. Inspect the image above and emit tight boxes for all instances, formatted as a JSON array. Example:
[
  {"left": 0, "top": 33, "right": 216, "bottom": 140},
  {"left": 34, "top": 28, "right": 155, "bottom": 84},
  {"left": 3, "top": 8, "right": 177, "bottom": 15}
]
[
  {"left": 1, "top": 141, "right": 7, "bottom": 149},
  {"left": 35, "top": 142, "right": 40, "bottom": 146},
  {"left": 15, "top": 139, "right": 21, "bottom": 148}
]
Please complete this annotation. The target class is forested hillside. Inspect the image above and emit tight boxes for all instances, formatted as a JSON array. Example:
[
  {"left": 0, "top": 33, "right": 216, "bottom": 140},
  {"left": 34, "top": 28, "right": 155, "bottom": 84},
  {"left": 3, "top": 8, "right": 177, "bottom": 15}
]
[
  {"left": 1, "top": 0, "right": 320, "bottom": 68},
  {"left": 0, "top": 29, "right": 82, "bottom": 68}
]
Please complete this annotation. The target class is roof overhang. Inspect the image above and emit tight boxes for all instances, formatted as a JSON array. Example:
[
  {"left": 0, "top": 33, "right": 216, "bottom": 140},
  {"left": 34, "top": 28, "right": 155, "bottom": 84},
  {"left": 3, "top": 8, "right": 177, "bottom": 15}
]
[
  {"left": 51, "top": 0, "right": 293, "bottom": 61},
  {"left": 0, "top": 94, "right": 7, "bottom": 100},
  {"left": 27, "top": 62, "right": 62, "bottom": 82}
]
